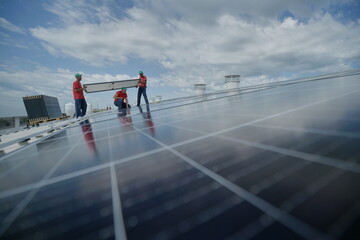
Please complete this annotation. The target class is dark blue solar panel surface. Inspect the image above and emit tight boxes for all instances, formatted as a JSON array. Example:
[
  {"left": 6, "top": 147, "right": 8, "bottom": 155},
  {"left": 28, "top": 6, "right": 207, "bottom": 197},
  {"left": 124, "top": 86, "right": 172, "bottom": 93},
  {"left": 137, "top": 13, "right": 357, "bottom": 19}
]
[{"left": 0, "top": 73, "right": 360, "bottom": 240}]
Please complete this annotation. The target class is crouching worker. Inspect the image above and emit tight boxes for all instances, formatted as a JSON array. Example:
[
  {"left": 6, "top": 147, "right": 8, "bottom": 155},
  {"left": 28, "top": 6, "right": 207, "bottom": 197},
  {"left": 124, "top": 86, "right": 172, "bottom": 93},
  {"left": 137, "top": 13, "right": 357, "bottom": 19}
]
[{"left": 114, "top": 88, "right": 131, "bottom": 110}]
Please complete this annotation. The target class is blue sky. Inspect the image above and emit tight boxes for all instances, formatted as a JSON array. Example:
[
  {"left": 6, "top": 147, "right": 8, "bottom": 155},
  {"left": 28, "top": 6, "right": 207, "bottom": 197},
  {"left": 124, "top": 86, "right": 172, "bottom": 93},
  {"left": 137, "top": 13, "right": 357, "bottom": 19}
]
[{"left": 0, "top": 0, "right": 359, "bottom": 117}]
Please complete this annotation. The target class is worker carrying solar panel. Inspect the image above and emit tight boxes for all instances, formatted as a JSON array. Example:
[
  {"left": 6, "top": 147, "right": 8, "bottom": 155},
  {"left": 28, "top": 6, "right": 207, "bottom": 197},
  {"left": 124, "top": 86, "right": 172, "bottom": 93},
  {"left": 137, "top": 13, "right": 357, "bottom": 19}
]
[
  {"left": 73, "top": 73, "right": 87, "bottom": 119},
  {"left": 136, "top": 71, "right": 149, "bottom": 106},
  {"left": 113, "top": 88, "right": 131, "bottom": 110}
]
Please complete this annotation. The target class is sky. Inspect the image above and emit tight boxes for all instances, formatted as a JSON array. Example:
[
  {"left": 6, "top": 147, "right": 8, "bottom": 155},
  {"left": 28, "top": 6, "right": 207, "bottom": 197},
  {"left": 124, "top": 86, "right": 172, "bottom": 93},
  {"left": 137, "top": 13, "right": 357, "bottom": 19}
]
[{"left": 0, "top": 0, "right": 359, "bottom": 117}]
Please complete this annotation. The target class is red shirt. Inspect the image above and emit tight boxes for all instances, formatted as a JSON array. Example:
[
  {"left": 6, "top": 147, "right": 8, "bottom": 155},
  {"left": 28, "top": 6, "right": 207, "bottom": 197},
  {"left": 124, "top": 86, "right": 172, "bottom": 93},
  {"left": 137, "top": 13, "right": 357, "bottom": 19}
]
[
  {"left": 115, "top": 91, "right": 127, "bottom": 99},
  {"left": 138, "top": 75, "right": 147, "bottom": 87},
  {"left": 73, "top": 80, "right": 85, "bottom": 99}
]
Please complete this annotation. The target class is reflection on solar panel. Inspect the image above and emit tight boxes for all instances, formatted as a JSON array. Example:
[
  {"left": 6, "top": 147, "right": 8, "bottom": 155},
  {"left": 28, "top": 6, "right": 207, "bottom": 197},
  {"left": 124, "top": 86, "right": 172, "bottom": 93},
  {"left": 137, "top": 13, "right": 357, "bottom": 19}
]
[{"left": 0, "top": 71, "right": 360, "bottom": 240}]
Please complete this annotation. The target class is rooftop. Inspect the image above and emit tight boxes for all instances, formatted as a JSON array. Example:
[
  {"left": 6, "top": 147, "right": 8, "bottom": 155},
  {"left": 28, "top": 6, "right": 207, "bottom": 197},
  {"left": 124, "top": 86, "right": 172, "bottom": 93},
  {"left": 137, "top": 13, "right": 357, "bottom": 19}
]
[{"left": 0, "top": 70, "right": 360, "bottom": 240}]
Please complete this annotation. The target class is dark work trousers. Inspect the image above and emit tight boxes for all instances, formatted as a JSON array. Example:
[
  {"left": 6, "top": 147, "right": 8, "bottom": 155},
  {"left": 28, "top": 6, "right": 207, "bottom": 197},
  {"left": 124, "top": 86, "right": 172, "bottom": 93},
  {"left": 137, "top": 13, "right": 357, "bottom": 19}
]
[
  {"left": 137, "top": 86, "right": 149, "bottom": 106},
  {"left": 75, "top": 99, "right": 87, "bottom": 118},
  {"left": 114, "top": 99, "right": 131, "bottom": 110}
]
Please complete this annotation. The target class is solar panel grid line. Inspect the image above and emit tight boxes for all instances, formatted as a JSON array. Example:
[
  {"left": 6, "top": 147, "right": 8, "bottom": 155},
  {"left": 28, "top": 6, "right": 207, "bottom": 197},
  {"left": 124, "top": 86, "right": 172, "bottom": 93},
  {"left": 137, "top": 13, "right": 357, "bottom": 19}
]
[
  {"left": 118, "top": 158, "right": 184, "bottom": 190},
  {"left": 219, "top": 112, "right": 360, "bottom": 122},
  {"left": 294, "top": 114, "right": 360, "bottom": 122},
  {"left": 0, "top": 143, "right": 275, "bottom": 205},
  {"left": 156, "top": 126, "right": 285, "bottom": 180},
  {"left": 107, "top": 120, "right": 128, "bottom": 240},
  {"left": 0, "top": 78, "right": 306, "bottom": 161},
  {"left": 0, "top": 85, "right": 357, "bottom": 201},
  {"left": 0, "top": 183, "right": 39, "bottom": 237},
  {"left": 219, "top": 125, "right": 354, "bottom": 161},
  {"left": 125, "top": 181, "right": 222, "bottom": 224},
  {"left": 110, "top": 165, "right": 127, "bottom": 240},
  {"left": 271, "top": 86, "right": 360, "bottom": 100},
  {"left": 122, "top": 168, "right": 204, "bottom": 208},
  {"left": 1, "top": 74, "right": 358, "bottom": 238},
  {"left": 264, "top": 70, "right": 360, "bottom": 88},
  {"left": 3, "top": 175, "right": 103, "bottom": 237},
  {"left": 153, "top": 86, "right": 360, "bottom": 236},
  {"left": 208, "top": 151, "right": 276, "bottom": 174},
  {"left": 280, "top": 169, "right": 345, "bottom": 212},
  {"left": 157, "top": 84, "right": 283, "bottom": 108},
  {"left": 0, "top": 128, "right": 93, "bottom": 237},
  {"left": 194, "top": 71, "right": 358, "bottom": 103},
  {"left": 0, "top": 136, "right": 63, "bottom": 179},
  {"left": 0, "top": 141, "right": 75, "bottom": 168},
  {"left": 117, "top": 163, "right": 201, "bottom": 210},
  {"left": 169, "top": 127, "right": 310, "bottom": 191},
  {"left": 119, "top": 161, "right": 196, "bottom": 199},
  {"left": 151, "top": 70, "right": 359, "bottom": 109},
  {"left": 151, "top": 86, "right": 298, "bottom": 114},
  {"left": 284, "top": 85, "right": 353, "bottom": 93},
  {"left": 162, "top": 123, "right": 328, "bottom": 207},
  {"left": 166, "top": 121, "right": 324, "bottom": 196},
  {"left": 188, "top": 142, "right": 280, "bottom": 184},
  {"left": 114, "top": 154, "right": 268, "bottom": 239},
  {"left": 133, "top": 76, "right": 313, "bottom": 115},
  {"left": 3, "top": 86, "right": 360, "bottom": 218},
  {"left": 150, "top": 195, "right": 244, "bottom": 239},
  {"left": 202, "top": 136, "right": 360, "bottom": 237},
  {"left": 247, "top": 161, "right": 310, "bottom": 195},
  {"left": 0, "top": 119, "right": 88, "bottom": 161},
  {"left": 15, "top": 169, "right": 114, "bottom": 240},
  {"left": 225, "top": 154, "right": 287, "bottom": 182},
  {"left": 0, "top": 161, "right": 112, "bottom": 200},
  {"left": 58, "top": 99, "right": 211, "bottom": 139},
  {"left": 0, "top": 117, "right": 150, "bottom": 165},
  {"left": 0, "top": 146, "right": 169, "bottom": 200},
  {"left": 144, "top": 85, "right": 242, "bottom": 106},
  {"left": 264, "top": 81, "right": 356, "bottom": 96},
  {"left": 151, "top": 85, "right": 299, "bottom": 123},
  {"left": 6, "top": 87, "right": 246, "bottom": 152},
  {"left": 220, "top": 137, "right": 360, "bottom": 174},
  {"left": 0, "top": 126, "right": 61, "bottom": 151},
  {"left": 251, "top": 124, "right": 360, "bottom": 139},
  {"left": 134, "top": 127, "right": 333, "bottom": 240},
  {"left": 161, "top": 89, "right": 360, "bottom": 158}
]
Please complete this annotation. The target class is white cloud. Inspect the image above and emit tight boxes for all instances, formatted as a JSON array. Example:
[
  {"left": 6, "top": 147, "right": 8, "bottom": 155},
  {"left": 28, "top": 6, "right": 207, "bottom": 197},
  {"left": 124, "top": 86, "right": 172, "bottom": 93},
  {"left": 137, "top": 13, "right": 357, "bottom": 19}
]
[
  {"left": 0, "top": 17, "right": 26, "bottom": 34},
  {"left": 27, "top": 0, "right": 360, "bottom": 91},
  {"left": 134, "top": 0, "right": 354, "bottom": 24},
  {"left": 43, "top": 0, "right": 120, "bottom": 26}
]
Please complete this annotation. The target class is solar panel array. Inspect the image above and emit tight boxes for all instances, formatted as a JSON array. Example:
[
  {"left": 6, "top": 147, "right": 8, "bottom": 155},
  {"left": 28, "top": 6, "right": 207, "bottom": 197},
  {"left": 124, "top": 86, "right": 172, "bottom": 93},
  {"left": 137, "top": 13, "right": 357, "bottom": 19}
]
[{"left": 0, "top": 72, "right": 360, "bottom": 240}]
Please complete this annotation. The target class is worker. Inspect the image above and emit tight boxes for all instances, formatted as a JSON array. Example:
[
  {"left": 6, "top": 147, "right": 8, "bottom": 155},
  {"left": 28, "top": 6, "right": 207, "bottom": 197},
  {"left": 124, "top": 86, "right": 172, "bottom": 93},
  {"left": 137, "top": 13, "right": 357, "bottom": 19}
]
[
  {"left": 136, "top": 71, "right": 149, "bottom": 106},
  {"left": 113, "top": 87, "right": 130, "bottom": 110},
  {"left": 73, "top": 73, "right": 87, "bottom": 118}
]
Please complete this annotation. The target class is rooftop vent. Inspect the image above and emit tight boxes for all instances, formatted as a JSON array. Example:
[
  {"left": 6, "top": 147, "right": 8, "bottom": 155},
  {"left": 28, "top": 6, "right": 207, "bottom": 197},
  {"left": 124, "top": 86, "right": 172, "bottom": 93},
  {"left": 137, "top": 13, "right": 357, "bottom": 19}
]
[
  {"left": 194, "top": 84, "right": 206, "bottom": 95},
  {"left": 225, "top": 75, "right": 241, "bottom": 89}
]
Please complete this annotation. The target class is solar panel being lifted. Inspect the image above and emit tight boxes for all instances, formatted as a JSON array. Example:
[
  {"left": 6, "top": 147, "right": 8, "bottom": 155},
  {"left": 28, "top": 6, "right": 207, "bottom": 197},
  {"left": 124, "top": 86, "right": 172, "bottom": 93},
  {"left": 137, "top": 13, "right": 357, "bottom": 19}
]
[
  {"left": 83, "top": 79, "right": 140, "bottom": 93},
  {"left": 0, "top": 71, "right": 360, "bottom": 240}
]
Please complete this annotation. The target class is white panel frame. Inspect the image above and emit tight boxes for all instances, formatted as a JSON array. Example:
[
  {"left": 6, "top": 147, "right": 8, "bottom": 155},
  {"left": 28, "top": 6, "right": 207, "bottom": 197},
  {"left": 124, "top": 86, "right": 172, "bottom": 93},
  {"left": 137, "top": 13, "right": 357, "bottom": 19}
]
[{"left": 83, "top": 79, "right": 140, "bottom": 93}]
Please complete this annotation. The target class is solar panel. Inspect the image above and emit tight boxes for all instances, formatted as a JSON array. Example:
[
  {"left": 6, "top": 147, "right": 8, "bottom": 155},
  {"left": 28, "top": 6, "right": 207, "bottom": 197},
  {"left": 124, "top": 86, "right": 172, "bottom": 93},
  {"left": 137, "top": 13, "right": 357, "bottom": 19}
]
[
  {"left": 84, "top": 79, "right": 140, "bottom": 93},
  {"left": 0, "top": 71, "right": 360, "bottom": 240}
]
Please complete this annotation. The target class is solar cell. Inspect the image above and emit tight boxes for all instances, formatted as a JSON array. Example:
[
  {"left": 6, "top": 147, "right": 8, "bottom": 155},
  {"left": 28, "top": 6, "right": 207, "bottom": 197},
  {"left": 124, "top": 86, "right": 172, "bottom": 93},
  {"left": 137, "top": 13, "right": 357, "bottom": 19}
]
[{"left": 0, "top": 71, "right": 359, "bottom": 239}]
